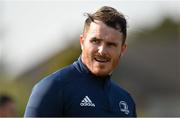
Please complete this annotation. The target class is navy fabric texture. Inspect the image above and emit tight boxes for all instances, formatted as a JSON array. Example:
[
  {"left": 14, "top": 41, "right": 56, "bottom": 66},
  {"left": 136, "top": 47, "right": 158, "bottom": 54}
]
[{"left": 24, "top": 57, "right": 136, "bottom": 117}]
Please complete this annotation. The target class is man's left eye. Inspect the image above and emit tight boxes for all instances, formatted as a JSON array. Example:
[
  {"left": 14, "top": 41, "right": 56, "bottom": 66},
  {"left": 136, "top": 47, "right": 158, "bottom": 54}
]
[{"left": 108, "top": 43, "right": 117, "bottom": 47}]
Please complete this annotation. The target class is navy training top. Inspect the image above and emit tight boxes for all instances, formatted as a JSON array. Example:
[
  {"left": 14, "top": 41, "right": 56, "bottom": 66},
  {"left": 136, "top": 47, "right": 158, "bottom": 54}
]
[{"left": 24, "top": 57, "right": 136, "bottom": 117}]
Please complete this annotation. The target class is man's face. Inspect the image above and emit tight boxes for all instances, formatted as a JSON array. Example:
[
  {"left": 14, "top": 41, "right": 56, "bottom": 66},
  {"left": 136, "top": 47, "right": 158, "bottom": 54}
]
[
  {"left": 80, "top": 20, "right": 127, "bottom": 76},
  {"left": 0, "top": 102, "right": 16, "bottom": 117}
]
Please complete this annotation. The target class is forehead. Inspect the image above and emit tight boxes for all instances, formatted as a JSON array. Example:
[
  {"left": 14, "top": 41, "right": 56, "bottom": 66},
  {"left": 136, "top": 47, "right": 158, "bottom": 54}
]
[{"left": 87, "top": 20, "right": 123, "bottom": 42}]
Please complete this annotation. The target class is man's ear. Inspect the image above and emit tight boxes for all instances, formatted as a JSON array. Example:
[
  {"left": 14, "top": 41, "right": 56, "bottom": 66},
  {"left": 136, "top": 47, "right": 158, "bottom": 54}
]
[
  {"left": 120, "top": 44, "right": 127, "bottom": 56},
  {"left": 80, "top": 34, "right": 84, "bottom": 50}
]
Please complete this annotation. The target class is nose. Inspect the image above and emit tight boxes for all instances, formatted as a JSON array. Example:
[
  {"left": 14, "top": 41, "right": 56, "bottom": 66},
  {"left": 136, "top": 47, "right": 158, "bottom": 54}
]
[{"left": 98, "top": 44, "right": 107, "bottom": 56}]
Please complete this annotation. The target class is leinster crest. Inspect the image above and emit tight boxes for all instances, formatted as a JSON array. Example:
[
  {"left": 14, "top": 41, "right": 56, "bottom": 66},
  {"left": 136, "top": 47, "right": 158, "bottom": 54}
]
[{"left": 119, "top": 101, "right": 129, "bottom": 115}]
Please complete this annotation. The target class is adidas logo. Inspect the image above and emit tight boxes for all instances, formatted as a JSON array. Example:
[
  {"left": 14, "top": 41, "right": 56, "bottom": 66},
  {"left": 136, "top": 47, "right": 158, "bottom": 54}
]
[{"left": 80, "top": 96, "right": 95, "bottom": 107}]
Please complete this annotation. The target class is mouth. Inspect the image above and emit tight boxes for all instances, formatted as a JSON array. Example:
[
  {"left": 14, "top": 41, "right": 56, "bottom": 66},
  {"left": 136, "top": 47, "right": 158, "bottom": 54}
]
[{"left": 94, "top": 56, "right": 110, "bottom": 63}]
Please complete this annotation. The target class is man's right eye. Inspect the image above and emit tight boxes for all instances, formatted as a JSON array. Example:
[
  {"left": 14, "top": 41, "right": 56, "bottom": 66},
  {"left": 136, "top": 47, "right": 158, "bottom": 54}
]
[{"left": 91, "top": 38, "right": 101, "bottom": 44}]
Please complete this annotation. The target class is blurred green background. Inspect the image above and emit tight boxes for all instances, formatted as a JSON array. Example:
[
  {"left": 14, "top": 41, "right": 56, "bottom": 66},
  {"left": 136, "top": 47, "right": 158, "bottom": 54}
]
[{"left": 0, "top": 1, "right": 179, "bottom": 117}]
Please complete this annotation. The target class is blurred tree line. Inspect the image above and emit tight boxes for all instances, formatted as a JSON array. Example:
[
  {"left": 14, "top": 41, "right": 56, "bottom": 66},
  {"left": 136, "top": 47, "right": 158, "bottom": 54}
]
[{"left": 0, "top": 17, "right": 179, "bottom": 116}]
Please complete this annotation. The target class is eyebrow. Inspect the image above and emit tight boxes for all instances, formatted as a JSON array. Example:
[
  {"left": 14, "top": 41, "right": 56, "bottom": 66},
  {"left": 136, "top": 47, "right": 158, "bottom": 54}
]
[
  {"left": 91, "top": 37, "right": 120, "bottom": 44},
  {"left": 91, "top": 37, "right": 102, "bottom": 41}
]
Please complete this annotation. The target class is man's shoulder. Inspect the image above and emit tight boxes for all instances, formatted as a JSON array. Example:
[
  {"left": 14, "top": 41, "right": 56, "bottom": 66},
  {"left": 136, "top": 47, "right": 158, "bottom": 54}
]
[
  {"left": 47, "top": 64, "right": 78, "bottom": 81},
  {"left": 110, "top": 80, "right": 134, "bottom": 100},
  {"left": 33, "top": 64, "right": 78, "bottom": 91}
]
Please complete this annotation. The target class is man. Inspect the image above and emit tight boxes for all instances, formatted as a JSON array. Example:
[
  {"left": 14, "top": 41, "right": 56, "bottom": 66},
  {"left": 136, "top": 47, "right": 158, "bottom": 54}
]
[
  {"left": 0, "top": 94, "right": 16, "bottom": 117},
  {"left": 24, "top": 6, "right": 136, "bottom": 117}
]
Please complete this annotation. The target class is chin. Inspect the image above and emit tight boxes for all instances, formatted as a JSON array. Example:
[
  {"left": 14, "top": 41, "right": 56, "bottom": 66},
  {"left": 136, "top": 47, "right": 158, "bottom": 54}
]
[{"left": 92, "top": 70, "right": 110, "bottom": 77}]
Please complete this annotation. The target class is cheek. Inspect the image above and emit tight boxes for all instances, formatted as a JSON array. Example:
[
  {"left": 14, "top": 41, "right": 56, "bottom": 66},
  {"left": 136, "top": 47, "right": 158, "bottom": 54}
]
[
  {"left": 111, "top": 51, "right": 121, "bottom": 62},
  {"left": 85, "top": 44, "right": 97, "bottom": 55},
  {"left": 83, "top": 45, "right": 95, "bottom": 61}
]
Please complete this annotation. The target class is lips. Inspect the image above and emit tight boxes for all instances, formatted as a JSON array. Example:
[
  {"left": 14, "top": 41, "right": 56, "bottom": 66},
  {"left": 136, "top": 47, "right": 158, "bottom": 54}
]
[{"left": 94, "top": 56, "right": 110, "bottom": 63}]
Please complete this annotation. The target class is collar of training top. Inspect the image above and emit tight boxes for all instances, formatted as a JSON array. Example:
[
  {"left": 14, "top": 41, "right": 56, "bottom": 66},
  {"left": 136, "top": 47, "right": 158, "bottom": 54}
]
[{"left": 73, "top": 56, "right": 111, "bottom": 80}]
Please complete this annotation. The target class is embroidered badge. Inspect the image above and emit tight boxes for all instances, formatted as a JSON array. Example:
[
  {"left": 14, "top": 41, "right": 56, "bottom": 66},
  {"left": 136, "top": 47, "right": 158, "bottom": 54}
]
[{"left": 119, "top": 101, "right": 130, "bottom": 115}]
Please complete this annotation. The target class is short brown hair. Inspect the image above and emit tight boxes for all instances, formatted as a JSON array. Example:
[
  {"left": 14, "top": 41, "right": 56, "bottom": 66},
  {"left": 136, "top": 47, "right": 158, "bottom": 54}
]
[{"left": 83, "top": 6, "right": 127, "bottom": 45}]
